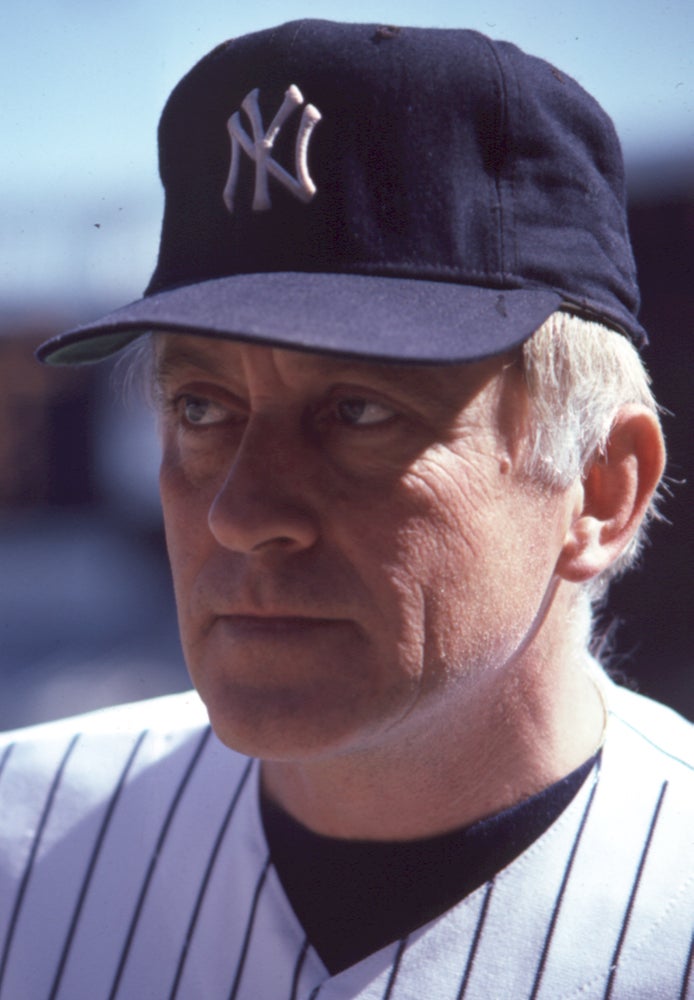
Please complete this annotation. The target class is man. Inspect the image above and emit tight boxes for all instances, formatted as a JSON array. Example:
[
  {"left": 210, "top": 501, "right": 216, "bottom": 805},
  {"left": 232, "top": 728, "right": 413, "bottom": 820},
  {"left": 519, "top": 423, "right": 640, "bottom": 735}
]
[{"left": 1, "top": 20, "right": 691, "bottom": 1000}]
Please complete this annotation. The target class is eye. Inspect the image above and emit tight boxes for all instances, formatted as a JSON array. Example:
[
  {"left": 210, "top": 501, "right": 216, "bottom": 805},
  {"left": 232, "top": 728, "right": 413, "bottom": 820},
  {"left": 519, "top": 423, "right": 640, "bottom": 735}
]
[
  {"left": 178, "top": 394, "right": 230, "bottom": 427},
  {"left": 334, "top": 398, "right": 395, "bottom": 427}
]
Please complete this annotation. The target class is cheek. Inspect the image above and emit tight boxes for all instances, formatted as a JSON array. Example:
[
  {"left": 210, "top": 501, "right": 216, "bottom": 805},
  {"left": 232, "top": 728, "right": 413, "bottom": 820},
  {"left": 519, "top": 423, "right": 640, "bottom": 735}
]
[
  {"left": 159, "top": 449, "right": 218, "bottom": 596},
  {"left": 335, "top": 463, "right": 490, "bottom": 644},
  {"left": 360, "top": 457, "right": 499, "bottom": 586},
  {"left": 346, "top": 459, "right": 557, "bottom": 681}
]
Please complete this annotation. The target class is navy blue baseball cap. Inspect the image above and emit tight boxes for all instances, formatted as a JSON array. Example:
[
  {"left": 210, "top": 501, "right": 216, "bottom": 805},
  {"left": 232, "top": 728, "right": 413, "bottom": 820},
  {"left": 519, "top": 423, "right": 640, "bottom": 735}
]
[{"left": 38, "top": 20, "right": 646, "bottom": 366}]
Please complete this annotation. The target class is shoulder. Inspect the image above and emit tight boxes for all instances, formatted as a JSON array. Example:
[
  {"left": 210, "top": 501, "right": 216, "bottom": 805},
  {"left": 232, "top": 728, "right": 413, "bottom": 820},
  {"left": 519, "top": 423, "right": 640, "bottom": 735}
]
[
  {"left": 597, "top": 677, "right": 692, "bottom": 835},
  {"left": 1, "top": 688, "right": 210, "bottom": 745},
  {"left": 0, "top": 694, "right": 264, "bottom": 999},
  {"left": 0, "top": 691, "right": 253, "bottom": 850},
  {"left": 602, "top": 678, "right": 692, "bottom": 773},
  {"left": 0, "top": 691, "right": 213, "bottom": 803}
]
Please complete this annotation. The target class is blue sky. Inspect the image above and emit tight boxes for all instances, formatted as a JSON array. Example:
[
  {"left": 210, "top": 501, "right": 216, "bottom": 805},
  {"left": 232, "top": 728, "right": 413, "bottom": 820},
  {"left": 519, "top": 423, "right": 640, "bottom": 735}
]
[{"left": 2, "top": 0, "right": 692, "bottom": 312}]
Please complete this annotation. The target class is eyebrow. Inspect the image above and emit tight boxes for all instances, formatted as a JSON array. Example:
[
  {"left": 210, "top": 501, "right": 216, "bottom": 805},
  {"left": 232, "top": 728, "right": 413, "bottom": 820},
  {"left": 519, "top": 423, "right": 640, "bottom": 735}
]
[
  {"left": 300, "top": 356, "right": 497, "bottom": 415},
  {"left": 154, "top": 343, "right": 228, "bottom": 384},
  {"left": 152, "top": 338, "right": 492, "bottom": 411},
  {"left": 311, "top": 359, "right": 460, "bottom": 405}
]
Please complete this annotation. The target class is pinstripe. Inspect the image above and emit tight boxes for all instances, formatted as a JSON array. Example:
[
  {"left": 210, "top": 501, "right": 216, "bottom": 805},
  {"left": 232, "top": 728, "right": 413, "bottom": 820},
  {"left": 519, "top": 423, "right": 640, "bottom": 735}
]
[
  {"left": 528, "top": 767, "right": 600, "bottom": 999},
  {"left": 456, "top": 879, "right": 495, "bottom": 1000},
  {"left": 227, "top": 854, "right": 272, "bottom": 1000},
  {"left": 0, "top": 733, "right": 80, "bottom": 995},
  {"left": 288, "top": 937, "right": 310, "bottom": 1000},
  {"left": 679, "top": 930, "right": 694, "bottom": 1000},
  {"left": 604, "top": 780, "right": 669, "bottom": 1000},
  {"left": 49, "top": 728, "right": 149, "bottom": 1000},
  {"left": 108, "top": 726, "right": 212, "bottom": 1000},
  {"left": 168, "top": 758, "right": 253, "bottom": 1000},
  {"left": 0, "top": 743, "right": 14, "bottom": 786},
  {"left": 382, "top": 936, "right": 409, "bottom": 1000}
]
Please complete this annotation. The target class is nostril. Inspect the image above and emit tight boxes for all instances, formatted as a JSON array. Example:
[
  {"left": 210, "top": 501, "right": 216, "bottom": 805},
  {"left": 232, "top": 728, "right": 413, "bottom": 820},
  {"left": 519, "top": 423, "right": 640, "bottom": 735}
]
[{"left": 251, "top": 535, "right": 297, "bottom": 552}]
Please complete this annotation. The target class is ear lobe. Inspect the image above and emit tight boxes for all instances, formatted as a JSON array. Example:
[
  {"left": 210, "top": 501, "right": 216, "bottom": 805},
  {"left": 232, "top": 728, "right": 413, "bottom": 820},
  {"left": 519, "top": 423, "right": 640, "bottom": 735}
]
[{"left": 556, "top": 405, "right": 665, "bottom": 584}]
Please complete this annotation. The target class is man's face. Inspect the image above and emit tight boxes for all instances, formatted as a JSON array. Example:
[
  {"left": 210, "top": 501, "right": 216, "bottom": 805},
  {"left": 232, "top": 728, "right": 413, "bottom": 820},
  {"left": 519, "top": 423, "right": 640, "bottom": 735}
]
[{"left": 156, "top": 335, "right": 572, "bottom": 762}]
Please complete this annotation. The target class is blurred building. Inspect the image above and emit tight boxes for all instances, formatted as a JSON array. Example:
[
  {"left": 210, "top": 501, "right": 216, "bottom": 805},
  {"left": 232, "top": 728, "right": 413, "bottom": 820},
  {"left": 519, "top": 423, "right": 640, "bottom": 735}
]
[{"left": 0, "top": 315, "right": 188, "bottom": 730}]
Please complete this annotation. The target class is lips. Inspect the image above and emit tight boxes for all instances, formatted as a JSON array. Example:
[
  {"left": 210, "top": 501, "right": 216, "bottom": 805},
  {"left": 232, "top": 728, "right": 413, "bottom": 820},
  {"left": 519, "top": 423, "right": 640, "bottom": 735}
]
[{"left": 215, "top": 614, "right": 350, "bottom": 638}]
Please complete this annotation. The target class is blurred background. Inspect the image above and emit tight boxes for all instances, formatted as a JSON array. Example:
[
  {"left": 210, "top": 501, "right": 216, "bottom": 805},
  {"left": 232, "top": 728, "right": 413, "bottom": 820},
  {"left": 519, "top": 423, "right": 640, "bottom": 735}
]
[{"left": 1, "top": 1, "right": 691, "bottom": 730}]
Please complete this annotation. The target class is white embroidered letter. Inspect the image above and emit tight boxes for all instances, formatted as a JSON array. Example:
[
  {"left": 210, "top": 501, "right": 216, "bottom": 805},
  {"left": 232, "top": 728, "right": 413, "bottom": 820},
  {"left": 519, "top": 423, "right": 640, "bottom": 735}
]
[{"left": 223, "top": 85, "right": 322, "bottom": 213}]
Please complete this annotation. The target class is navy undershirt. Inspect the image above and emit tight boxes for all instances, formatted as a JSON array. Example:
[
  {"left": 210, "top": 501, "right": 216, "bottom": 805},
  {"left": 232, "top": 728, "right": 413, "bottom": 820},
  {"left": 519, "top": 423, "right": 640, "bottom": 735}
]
[{"left": 261, "top": 754, "right": 598, "bottom": 974}]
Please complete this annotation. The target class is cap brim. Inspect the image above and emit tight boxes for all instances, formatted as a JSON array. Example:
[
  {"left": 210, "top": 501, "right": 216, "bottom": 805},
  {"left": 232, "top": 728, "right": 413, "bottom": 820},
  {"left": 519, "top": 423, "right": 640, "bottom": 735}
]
[{"left": 37, "top": 272, "right": 563, "bottom": 365}]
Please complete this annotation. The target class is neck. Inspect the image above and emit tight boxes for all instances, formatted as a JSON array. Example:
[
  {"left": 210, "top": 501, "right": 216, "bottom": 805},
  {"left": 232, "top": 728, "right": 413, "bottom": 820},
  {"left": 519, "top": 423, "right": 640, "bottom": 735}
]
[{"left": 261, "top": 622, "right": 606, "bottom": 841}]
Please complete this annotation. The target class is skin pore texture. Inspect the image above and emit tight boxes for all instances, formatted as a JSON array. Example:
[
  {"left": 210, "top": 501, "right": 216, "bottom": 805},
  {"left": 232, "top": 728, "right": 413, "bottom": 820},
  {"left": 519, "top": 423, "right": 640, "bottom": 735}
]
[{"left": 155, "top": 334, "right": 664, "bottom": 841}]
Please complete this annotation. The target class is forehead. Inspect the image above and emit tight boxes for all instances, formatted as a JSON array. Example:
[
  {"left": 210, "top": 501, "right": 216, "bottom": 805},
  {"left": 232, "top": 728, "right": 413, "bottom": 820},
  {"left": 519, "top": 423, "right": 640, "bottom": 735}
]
[{"left": 152, "top": 333, "right": 510, "bottom": 403}]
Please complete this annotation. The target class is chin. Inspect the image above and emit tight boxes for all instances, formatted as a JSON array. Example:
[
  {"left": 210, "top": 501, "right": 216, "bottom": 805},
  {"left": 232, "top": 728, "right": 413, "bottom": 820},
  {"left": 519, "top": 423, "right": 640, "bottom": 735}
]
[{"left": 196, "top": 675, "right": 376, "bottom": 763}]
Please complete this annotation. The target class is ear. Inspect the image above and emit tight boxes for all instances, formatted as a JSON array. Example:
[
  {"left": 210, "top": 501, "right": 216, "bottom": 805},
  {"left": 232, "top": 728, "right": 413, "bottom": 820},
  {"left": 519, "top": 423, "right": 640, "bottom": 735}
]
[{"left": 556, "top": 405, "right": 665, "bottom": 583}]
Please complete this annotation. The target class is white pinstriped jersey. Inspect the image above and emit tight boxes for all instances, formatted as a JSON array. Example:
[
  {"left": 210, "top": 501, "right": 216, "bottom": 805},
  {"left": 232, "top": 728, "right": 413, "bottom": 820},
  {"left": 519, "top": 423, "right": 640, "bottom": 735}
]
[{"left": 0, "top": 680, "right": 691, "bottom": 1000}]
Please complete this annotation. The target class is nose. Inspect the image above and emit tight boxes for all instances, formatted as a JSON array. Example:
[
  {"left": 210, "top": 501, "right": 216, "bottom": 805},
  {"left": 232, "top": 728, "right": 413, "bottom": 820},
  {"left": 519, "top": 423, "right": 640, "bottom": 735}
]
[{"left": 207, "top": 415, "right": 320, "bottom": 554}]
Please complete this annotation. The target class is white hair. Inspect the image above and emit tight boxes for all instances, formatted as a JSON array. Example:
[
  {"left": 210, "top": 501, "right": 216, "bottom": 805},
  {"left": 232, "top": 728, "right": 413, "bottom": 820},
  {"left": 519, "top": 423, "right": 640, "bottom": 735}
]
[{"left": 519, "top": 311, "right": 663, "bottom": 604}]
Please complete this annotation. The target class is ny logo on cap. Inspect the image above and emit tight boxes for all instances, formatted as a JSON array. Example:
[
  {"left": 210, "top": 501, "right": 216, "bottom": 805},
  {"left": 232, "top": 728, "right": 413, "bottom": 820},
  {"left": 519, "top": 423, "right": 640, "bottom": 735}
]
[{"left": 223, "top": 85, "right": 322, "bottom": 213}]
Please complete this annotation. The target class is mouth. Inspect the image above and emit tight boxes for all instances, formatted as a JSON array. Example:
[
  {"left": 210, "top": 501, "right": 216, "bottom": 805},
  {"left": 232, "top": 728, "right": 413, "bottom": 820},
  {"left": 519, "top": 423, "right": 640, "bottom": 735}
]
[{"left": 216, "top": 615, "right": 349, "bottom": 638}]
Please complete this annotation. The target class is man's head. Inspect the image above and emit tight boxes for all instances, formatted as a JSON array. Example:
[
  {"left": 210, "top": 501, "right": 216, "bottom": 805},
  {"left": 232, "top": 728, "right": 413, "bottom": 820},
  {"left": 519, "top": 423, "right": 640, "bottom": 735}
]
[
  {"left": 137, "top": 315, "right": 660, "bottom": 762},
  {"left": 37, "top": 21, "right": 665, "bottom": 763}
]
